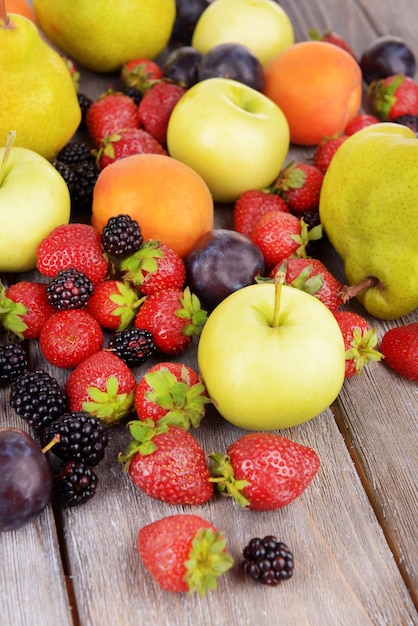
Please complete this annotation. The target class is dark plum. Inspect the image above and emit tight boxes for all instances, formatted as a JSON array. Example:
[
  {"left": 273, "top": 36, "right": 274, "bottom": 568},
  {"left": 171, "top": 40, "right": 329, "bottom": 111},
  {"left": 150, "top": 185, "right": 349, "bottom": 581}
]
[
  {"left": 198, "top": 43, "right": 265, "bottom": 92},
  {"left": 171, "top": 0, "right": 211, "bottom": 45},
  {"left": 162, "top": 46, "right": 203, "bottom": 88},
  {"left": 185, "top": 229, "right": 265, "bottom": 311},
  {"left": 360, "top": 36, "right": 416, "bottom": 84},
  {"left": 0, "top": 428, "right": 53, "bottom": 531}
]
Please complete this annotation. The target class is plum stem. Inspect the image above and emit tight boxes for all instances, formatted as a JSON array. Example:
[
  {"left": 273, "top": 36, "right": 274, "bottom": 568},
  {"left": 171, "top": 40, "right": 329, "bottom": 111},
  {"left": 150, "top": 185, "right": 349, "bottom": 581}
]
[
  {"left": 0, "top": 130, "right": 16, "bottom": 187},
  {"left": 272, "top": 271, "right": 285, "bottom": 328}
]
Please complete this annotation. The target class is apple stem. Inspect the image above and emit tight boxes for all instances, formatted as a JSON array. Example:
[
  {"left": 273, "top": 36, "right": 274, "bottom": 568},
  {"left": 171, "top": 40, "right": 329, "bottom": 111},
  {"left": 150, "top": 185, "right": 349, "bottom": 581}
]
[
  {"left": 272, "top": 270, "right": 286, "bottom": 328},
  {"left": 0, "top": 130, "right": 16, "bottom": 187},
  {"left": 340, "top": 276, "right": 380, "bottom": 303}
]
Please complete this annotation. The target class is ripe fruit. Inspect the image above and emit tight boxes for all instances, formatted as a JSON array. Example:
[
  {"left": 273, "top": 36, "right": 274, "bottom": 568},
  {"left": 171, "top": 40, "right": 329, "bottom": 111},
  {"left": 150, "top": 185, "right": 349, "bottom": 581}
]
[
  {"left": 367, "top": 74, "right": 418, "bottom": 121},
  {"left": 137, "top": 81, "right": 187, "bottom": 147},
  {"left": 233, "top": 189, "right": 290, "bottom": 237},
  {"left": 100, "top": 213, "right": 143, "bottom": 259},
  {"left": 345, "top": 114, "right": 379, "bottom": 136},
  {"left": 137, "top": 514, "right": 234, "bottom": 594},
  {"left": 333, "top": 310, "right": 383, "bottom": 378},
  {"left": 0, "top": 343, "right": 28, "bottom": 387},
  {"left": 243, "top": 536, "right": 294, "bottom": 585},
  {"left": 359, "top": 35, "right": 417, "bottom": 84},
  {"left": 5, "top": 281, "right": 54, "bottom": 339},
  {"left": 92, "top": 154, "right": 214, "bottom": 259},
  {"left": 96, "top": 128, "right": 167, "bottom": 170},
  {"left": 263, "top": 41, "right": 362, "bottom": 145},
  {"left": 380, "top": 323, "right": 418, "bottom": 382},
  {"left": 313, "top": 134, "right": 348, "bottom": 173},
  {"left": 120, "top": 57, "right": 163, "bottom": 92},
  {"left": 107, "top": 327, "right": 156, "bottom": 367},
  {"left": 198, "top": 42, "right": 265, "bottom": 91},
  {"left": 161, "top": 45, "right": 203, "bottom": 88},
  {"left": 86, "top": 91, "right": 139, "bottom": 147},
  {"left": 309, "top": 28, "right": 357, "bottom": 60},
  {"left": 86, "top": 280, "right": 140, "bottom": 331},
  {"left": 46, "top": 268, "right": 94, "bottom": 310},
  {"left": 274, "top": 162, "right": 324, "bottom": 213},
  {"left": 44, "top": 412, "right": 109, "bottom": 466}
]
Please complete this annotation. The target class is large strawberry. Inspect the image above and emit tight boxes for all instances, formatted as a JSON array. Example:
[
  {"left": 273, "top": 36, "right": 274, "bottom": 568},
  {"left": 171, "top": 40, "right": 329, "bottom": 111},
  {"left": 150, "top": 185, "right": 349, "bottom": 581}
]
[
  {"left": 5, "top": 282, "right": 55, "bottom": 339},
  {"left": 137, "top": 514, "right": 234, "bottom": 595},
  {"left": 119, "top": 419, "right": 213, "bottom": 505},
  {"left": 367, "top": 74, "right": 418, "bottom": 121},
  {"left": 380, "top": 322, "right": 418, "bottom": 382},
  {"left": 86, "top": 90, "right": 139, "bottom": 146},
  {"left": 96, "top": 128, "right": 167, "bottom": 170},
  {"left": 137, "top": 81, "right": 186, "bottom": 146},
  {"left": 333, "top": 310, "right": 383, "bottom": 378},
  {"left": 233, "top": 189, "right": 289, "bottom": 238},
  {"left": 274, "top": 162, "right": 324, "bottom": 213},
  {"left": 209, "top": 432, "right": 320, "bottom": 511},
  {"left": 86, "top": 279, "right": 141, "bottom": 331}
]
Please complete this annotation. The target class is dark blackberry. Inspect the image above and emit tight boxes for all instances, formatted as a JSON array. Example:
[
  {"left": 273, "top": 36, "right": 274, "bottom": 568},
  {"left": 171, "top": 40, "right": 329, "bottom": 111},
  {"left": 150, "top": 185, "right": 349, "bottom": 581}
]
[
  {"left": 123, "top": 85, "right": 143, "bottom": 106},
  {"left": 71, "top": 159, "right": 100, "bottom": 213},
  {"left": 44, "top": 412, "right": 109, "bottom": 466},
  {"left": 101, "top": 214, "right": 143, "bottom": 258},
  {"left": 52, "top": 160, "right": 78, "bottom": 196},
  {"left": 392, "top": 114, "right": 418, "bottom": 134},
  {"left": 243, "top": 536, "right": 294, "bottom": 585},
  {"left": 77, "top": 93, "right": 93, "bottom": 129},
  {"left": 0, "top": 343, "right": 28, "bottom": 387},
  {"left": 57, "top": 140, "right": 95, "bottom": 167},
  {"left": 10, "top": 370, "right": 67, "bottom": 432},
  {"left": 46, "top": 268, "right": 94, "bottom": 310},
  {"left": 53, "top": 459, "right": 98, "bottom": 506},
  {"left": 108, "top": 327, "right": 156, "bottom": 367}
]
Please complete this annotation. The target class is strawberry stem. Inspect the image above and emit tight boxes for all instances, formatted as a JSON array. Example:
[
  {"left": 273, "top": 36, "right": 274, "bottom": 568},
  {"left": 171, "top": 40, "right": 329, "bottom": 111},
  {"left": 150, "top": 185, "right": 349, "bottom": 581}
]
[
  {"left": 0, "top": 130, "right": 16, "bottom": 187},
  {"left": 272, "top": 270, "right": 286, "bottom": 328},
  {"left": 340, "top": 276, "right": 380, "bottom": 303}
]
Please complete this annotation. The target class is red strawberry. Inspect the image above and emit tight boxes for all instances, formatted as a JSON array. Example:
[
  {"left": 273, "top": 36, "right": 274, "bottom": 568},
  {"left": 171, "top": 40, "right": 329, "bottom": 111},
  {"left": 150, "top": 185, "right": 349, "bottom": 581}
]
[
  {"left": 96, "top": 128, "right": 167, "bottom": 170},
  {"left": 274, "top": 162, "right": 324, "bottom": 213},
  {"left": 209, "top": 432, "right": 320, "bottom": 511},
  {"left": 137, "top": 514, "right": 234, "bottom": 595},
  {"left": 86, "top": 279, "right": 141, "bottom": 331},
  {"left": 367, "top": 74, "right": 418, "bottom": 121},
  {"left": 36, "top": 223, "right": 109, "bottom": 285},
  {"left": 119, "top": 419, "right": 213, "bottom": 505},
  {"left": 309, "top": 28, "right": 357, "bottom": 60},
  {"left": 64, "top": 350, "right": 136, "bottom": 425},
  {"left": 134, "top": 286, "right": 207, "bottom": 355},
  {"left": 137, "top": 81, "right": 186, "bottom": 146},
  {"left": 313, "top": 134, "right": 348, "bottom": 173},
  {"left": 380, "top": 323, "right": 418, "bottom": 382},
  {"left": 333, "top": 310, "right": 383, "bottom": 378},
  {"left": 233, "top": 189, "right": 289, "bottom": 237},
  {"left": 39, "top": 309, "right": 104, "bottom": 369},
  {"left": 0, "top": 279, "right": 28, "bottom": 339},
  {"left": 134, "top": 362, "right": 210, "bottom": 428},
  {"left": 86, "top": 90, "right": 139, "bottom": 146},
  {"left": 119, "top": 240, "right": 186, "bottom": 295},
  {"left": 5, "top": 281, "right": 54, "bottom": 339},
  {"left": 120, "top": 58, "right": 163, "bottom": 92},
  {"left": 344, "top": 113, "right": 380, "bottom": 135}
]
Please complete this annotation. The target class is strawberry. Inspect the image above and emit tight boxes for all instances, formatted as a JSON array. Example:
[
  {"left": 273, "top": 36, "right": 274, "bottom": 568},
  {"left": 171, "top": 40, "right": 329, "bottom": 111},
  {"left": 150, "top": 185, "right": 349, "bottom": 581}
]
[
  {"left": 233, "top": 188, "right": 289, "bottom": 237},
  {"left": 64, "top": 350, "right": 136, "bottom": 425},
  {"left": 119, "top": 419, "right": 213, "bottom": 505},
  {"left": 96, "top": 128, "right": 167, "bottom": 170},
  {"left": 380, "top": 323, "right": 418, "bottom": 382},
  {"left": 209, "top": 432, "right": 320, "bottom": 511},
  {"left": 274, "top": 162, "right": 324, "bottom": 213},
  {"left": 0, "top": 279, "right": 28, "bottom": 339},
  {"left": 86, "top": 90, "right": 139, "bottom": 146},
  {"left": 86, "top": 279, "right": 141, "bottom": 331},
  {"left": 119, "top": 240, "right": 186, "bottom": 295},
  {"left": 137, "top": 514, "right": 234, "bottom": 595},
  {"left": 367, "top": 74, "right": 418, "bottom": 121},
  {"left": 313, "top": 134, "right": 348, "bottom": 173},
  {"left": 5, "top": 281, "right": 55, "bottom": 339},
  {"left": 137, "top": 81, "right": 186, "bottom": 146},
  {"left": 36, "top": 223, "right": 109, "bottom": 285},
  {"left": 344, "top": 113, "right": 380, "bottom": 135},
  {"left": 333, "top": 310, "right": 383, "bottom": 378},
  {"left": 120, "top": 58, "right": 163, "bottom": 92},
  {"left": 134, "top": 286, "right": 207, "bottom": 355},
  {"left": 134, "top": 362, "right": 210, "bottom": 428},
  {"left": 309, "top": 28, "right": 357, "bottom": 60}
]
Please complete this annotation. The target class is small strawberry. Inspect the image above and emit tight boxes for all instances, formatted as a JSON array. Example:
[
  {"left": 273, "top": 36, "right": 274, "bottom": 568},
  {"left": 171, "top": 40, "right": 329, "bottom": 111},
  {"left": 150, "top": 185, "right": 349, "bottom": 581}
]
[
  {"left": 134, "top": 362, "right": 210, "bottom": 429},
  {"left": 86, "top": 279, "right": 141, "bottom": 331},
  {"left": 7, "top": 281, "right": 53, "bottom": 340},
  {"left": 36, "top": 223, "right": 109, "bottom": 285},
  {"left": 119, "top": 240, "right": 186, "bottom": 295},
  {"left": 134, "top": 286, "right": 207, "bottom": 355},
  {"left": 380, "top": 323, "right": 418, "bottom": 382},
  {"left": 137, "top": 514, "right": 234, "bottom": 595},
  {"left": 274, "top": 162, "right": 324, "bottom": 213},
  {"left": 65, "top": 350, "right": 136, "bottom": 425},
  {"left": 96, "top": 128, "right": 167, "bottom": 170},
  {"left": 313, "top": 134, "right": 348, "bottom": 173},
  {"left": 119, "top": 419, "right": 213, "bottom": 505},
  {"left": 309, "top": 28, "right": 357, "bottom": 60},
  {"left": 333, "top": 310, "right": 383, "bottom": 378},
  {"left": 233, "top": 188, "right": 290, "bottom": 237},
  {"left": 137, "top": 81, "right": 186, "bottom": 146},
  {"left": 0, "top": 280, "right": 28, "bottom": 339},
  {"left": 344, "top": 113, "right": 380, "bottom": 135},
  {"left": 39, "top": 309, "right": 104, "bottom": 369},
  {"left": 367, "top": 74, "right": 418, "bottom": 121},
  {"left": 209, "top": 432, "right": 320, "bottom": 511},
  {"left": 86, "top": 90, "right": 139, "bottom": 146},
  {"left": 120, "top": 58, "right": 163, "bottom": 92}
]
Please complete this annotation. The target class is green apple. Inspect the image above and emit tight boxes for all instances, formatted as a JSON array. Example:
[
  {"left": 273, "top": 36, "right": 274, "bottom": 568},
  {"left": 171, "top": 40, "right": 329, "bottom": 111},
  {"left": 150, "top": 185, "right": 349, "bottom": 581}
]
[
  {"left": 0, "top": 137, "right": 70, "bottom": 272},
  {"left": 197, "top": 281, "right": 346, "bottom": 430},
  {"left": 166, "top": 77, "right": 290, "bottom": 204},
  {"left": 192, "top": 0, "right": 294, "bottom": 65}
]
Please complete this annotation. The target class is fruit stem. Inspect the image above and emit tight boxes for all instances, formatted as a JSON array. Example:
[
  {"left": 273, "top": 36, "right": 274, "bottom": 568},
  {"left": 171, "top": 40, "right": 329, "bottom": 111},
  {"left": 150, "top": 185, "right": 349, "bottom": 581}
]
[
  {"left": 272, "top": 271, "right": 285, "bottom": 328},
  {"left": 0, "top": 0, "right": 11, "bottom": 28},
  {"left": 0, "top": 130, "right": 16, "bottom": 187},
  {"left": 42, "top": 434, "right": 60, "bottom": 454},
  {"left": 340, "top": 276, "right": 380, "bottom": 303}
]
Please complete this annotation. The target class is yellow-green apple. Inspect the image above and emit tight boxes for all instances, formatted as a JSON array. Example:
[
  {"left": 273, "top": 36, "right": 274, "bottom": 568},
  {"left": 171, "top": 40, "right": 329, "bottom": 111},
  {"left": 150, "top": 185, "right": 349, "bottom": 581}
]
[
  {"left": 197, "top": 280, "right": 346, "bottom": 430},
  {"left": 166, "top": 77, "right": 290, "bottom": 203},
  {"left": 0, "top": 136, "right": 70, "bottom": 272},
  {"left": 192, "top": 0, "right": 294, "bottom": 65}
]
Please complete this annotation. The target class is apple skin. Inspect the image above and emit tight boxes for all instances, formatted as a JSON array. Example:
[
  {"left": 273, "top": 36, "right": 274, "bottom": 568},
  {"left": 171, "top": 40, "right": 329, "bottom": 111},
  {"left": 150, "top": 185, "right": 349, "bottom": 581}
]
[
  {"left": 0, "top": 147, "right": 70, "bottom": 272},
  {"left": 197, "top": 283, "right": 346, "bottom": 430},
  {"left": 166, "top": 77, "right": 290, "bottom": 203}
]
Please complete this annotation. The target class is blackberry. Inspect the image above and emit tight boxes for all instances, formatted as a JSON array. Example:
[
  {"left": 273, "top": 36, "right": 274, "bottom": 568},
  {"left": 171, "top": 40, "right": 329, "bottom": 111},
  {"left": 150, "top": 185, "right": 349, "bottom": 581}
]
[
  {"left": 57, "top": 140, "right": 95, "bottom": 167},
  {"left": 53, "top": 460, "right": 98, "bottom": 506},
  {"left": 123, "top": 85, "right": 143, "bottom": 106},
  {"left": 77, "top": 93, "right": 93, "bottom": 129},
  {"left": 243, "top": 536, "right": 294, "bottom": 585},
  {"left": 101, "top": 214, "right": 143, "bottom": 258},
  {"left": 0, "top": 343, "right": 28, "bottom": 387},
  {"left": 46, "top": 268, "right": 94, "bottom": 310},
  {"left": 392, "top": 114, "right": 418, "bottom": 134},
  {"left": 10, "top": 370, "right": 67, "bottom": 432},
  {"left": 71, "top": 159, "right": 100, "bottom": 213},
  {"left": 108, "top": 327, "right": 156, "bottom": 367},
  {"left": 44, "top": 412, "right": 109, "bottom": 466},
  {"left": 52, "top": 160, "right": 78, "bottom": 196}
]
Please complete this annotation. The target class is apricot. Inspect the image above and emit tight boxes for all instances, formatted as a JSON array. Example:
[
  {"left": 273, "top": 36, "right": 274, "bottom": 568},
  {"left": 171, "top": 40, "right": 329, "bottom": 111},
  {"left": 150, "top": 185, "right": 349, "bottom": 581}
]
[{"left": 263, "top": 41, "right": 362, "bottom": 146}]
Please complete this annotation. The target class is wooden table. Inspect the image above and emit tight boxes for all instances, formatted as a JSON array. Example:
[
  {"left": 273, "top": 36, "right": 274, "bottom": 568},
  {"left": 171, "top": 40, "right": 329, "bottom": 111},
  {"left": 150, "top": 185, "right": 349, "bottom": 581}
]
[{"left": 1, "top": 1, "right": 417, "bottom": 625}]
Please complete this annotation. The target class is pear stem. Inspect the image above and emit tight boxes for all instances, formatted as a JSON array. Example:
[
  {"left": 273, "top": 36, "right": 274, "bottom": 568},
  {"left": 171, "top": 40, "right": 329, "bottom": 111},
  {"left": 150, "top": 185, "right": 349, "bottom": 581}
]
[
  {"left": 340, "top": 276, "right": 380, "bottom": 303},
  {"left": 272, "top": 271, "right": 285, "bottom": 328},
  {"left": 0, "top": 0, "right": 11, "bottom": 27},
  {"left": 0, "top": 130, "right": 16, "bottom": 187}
]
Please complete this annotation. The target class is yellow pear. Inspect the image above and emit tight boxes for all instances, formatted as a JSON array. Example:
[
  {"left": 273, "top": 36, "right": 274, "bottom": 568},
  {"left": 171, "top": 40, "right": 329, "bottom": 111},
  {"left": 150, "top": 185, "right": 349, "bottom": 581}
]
[
  {"left": 0, "top": 5, "right": 81, "bottom": 160},
  {"left": 33, "top": 0, "right": 176, "bottom": 73}
]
